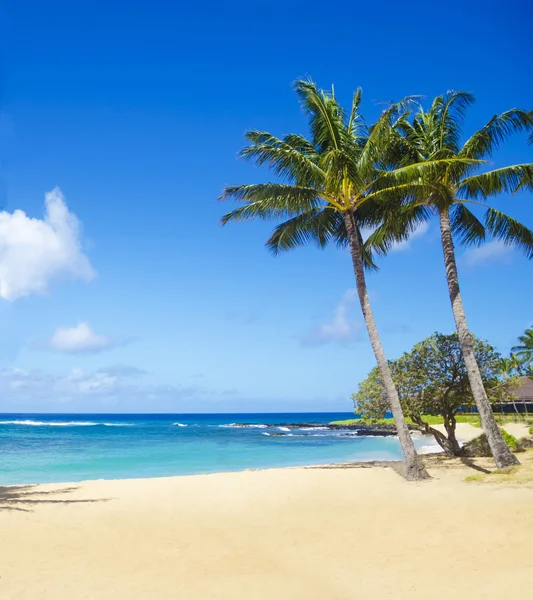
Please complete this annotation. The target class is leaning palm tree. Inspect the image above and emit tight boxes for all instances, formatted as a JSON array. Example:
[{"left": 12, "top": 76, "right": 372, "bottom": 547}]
[
  {"left": 512, "top": 327, "right": 533, "bottom": 370},
  {"left": 375, "top": 92, "right": 533, "bottom": 468},
  {"left": 220, "top": 82, "right": 476, "bottom": 480}
]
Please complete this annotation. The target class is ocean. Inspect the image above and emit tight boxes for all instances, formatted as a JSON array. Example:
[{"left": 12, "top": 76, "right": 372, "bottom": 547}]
[{"left": 0, "top": 412, "right": 436, "bottom": 485}]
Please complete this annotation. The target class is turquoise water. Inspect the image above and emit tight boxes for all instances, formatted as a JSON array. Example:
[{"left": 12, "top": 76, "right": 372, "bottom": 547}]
[{"left": 0, "top": 413, "right": 434, "bottom": 485}]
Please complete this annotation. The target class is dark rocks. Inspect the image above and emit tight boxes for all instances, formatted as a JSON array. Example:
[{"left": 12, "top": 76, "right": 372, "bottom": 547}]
[{"left": 230, "top": 422, "right": 399, "bottom": 437}]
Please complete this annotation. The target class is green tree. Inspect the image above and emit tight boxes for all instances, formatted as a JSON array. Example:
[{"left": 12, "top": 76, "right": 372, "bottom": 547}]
[
  {"left": 353, "top": 333, "right": 516, "bottom": 456},
  {"left": 221, "top": 82, "right": 471, "bottom": 479},
  {"left": 370, "top": 93, "right": 533, "bottom": 468},
  {"left": 511, "top": 327, "right": 533, "bottom": 372}
]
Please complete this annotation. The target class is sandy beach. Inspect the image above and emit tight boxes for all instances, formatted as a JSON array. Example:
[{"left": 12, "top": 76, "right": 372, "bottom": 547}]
[{"left": 1, "top": 442, "right": 533, "bottom": 599}]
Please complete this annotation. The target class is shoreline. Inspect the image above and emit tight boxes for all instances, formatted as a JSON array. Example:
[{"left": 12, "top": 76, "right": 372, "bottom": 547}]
[
  {"left": 4, "top": 421, "right": 527, "bottom": 488},
  {"left": 2, "top": 422, "right": 528, "bottom": 488},
  {"left": 2, "top": 455, "right": 411, "bottom": 489}
]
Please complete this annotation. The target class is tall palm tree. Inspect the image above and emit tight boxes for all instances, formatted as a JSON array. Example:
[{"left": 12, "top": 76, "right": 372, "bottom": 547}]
[
  {"left": 220, "top": 82, "right": 476, "bottom": 480},
  {"left": 376, "top": 92, "right": 533, "bottom": 468},
  {"left": 512, "top": 327, "right": 533, "bottom": 370}
]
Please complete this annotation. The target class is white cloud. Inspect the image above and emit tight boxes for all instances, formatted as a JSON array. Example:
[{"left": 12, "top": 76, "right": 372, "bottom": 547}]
[
  {"left": 0, "top": 366, "right": 212, "bottom": 412},
  {"left": 0, "top": 187, "right": 94, "bottom": 301},
  {"left": 301, "top": 289, "right": 363, "bottom": 346},
  {"left": 390, "top": 221, "right": 429, "bottom": 252},
  {"left": 50, "top": 322, "right": 111, "bottom": 354},
  {"left": 463, "top": 240, "right": 514, "bottom": 266}
]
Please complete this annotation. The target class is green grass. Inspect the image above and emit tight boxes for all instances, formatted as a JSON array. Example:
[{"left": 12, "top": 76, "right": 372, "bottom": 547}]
[
  {"left": 465, "top": 465, "right": 533, "bottom": 484},
  {"left": 464, "top": 449, "right": 533, "bottom": 484},
  {"left": 330, "top": 419, "right": 362, "bottom": 426},
  {"left": 464, "top": 466, "right": 528, "bottom": 483},
  {"left": 331, "top": 414, "right": 533, "bottom": 427},
  {"left": 500, "top": 429, "right": 520, "bottom": 450},
  {"left": 331, "top": 415, "right": 468, "bottom": 427}
]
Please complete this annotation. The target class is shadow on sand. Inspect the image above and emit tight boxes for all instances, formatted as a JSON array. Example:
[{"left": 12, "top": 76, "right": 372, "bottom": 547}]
[
  {"left": 305, "top": 460, "right": 406, "bottom": 477},
  {"left": 306, "top": 455, "right": 493, "bottom": 478},
  {"left": 0, "top": 485, "right": 111, "bottom": 512}
]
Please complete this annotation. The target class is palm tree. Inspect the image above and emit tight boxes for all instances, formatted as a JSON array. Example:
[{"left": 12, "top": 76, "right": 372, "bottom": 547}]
[
  {"left": 498, "top": 353, "right": 527, "bottom": 415},
  {"left": 512, "top": 327, "right": 533, "bottom": 375},
  {"left": 377, "top": 92, "right": 533, "bottom": 468},
  {"left": 220, "top": 82, "right": 476, "bottom": 480},
  {"left": 499, "top": 353, "right": 528, "bottom": 378}
]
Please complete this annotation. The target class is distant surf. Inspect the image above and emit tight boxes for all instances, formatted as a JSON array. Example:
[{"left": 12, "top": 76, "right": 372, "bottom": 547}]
[{"left": 0, "top": 420, "right": 133, "bottom": 427}]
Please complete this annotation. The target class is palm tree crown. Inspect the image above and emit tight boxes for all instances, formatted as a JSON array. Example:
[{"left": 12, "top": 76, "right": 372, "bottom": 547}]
[
  {"left": 374, "top": 92, "right": 533, "bottom": 255},
  {"left": 222, "top": 83, "right": 473, "bottom": 258},
  {"left": 511, "top": 327, "right": 533, "bottom": 369}
]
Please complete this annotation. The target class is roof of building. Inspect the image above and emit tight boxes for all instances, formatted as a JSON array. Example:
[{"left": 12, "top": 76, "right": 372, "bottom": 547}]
[{"left": 515, "top": 376, "right": 533, "bottom": 400}]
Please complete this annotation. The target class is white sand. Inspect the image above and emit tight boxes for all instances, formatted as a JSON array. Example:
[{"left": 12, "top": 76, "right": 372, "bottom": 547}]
[
  {"left": 1, "top": 456, "right": 532, "bottom": 599},
  {"left": 431, "top": 422, "right": 482, "bottom": 443},
  {"left": 502, "top": 422, "right": 531, "bottom": 439}
]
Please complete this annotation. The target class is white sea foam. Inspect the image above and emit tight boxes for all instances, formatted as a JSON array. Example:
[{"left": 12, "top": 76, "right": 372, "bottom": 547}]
[
  {"left": 298, "top": 426, "right": 329, "bottom": 431},
  {"left": 0, "top": 420, "right": 132, "bottom": 427},
  {"left": 418, "top": 443, "right": 444, "bottom": 454},
  {"left": 277, "top": 426, "right": 291, "bottom": 432},
  {"left": 219, "top": 423, "right": 269, "bottom": 429},
  {"left": 173, "top": 422, "right": 188, "bottom": 427}
]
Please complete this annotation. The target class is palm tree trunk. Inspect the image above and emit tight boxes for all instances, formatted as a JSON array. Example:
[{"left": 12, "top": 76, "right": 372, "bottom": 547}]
[
  {"left": 439, "top": 207, "right": 519, "bottom": 468},
  {"left": 344, "top": 211, "right": 429, "bottom": 480}
]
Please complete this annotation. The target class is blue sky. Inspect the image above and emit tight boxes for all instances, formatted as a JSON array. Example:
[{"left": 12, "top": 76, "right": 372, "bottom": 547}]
[{"left": 0, "top": 0, "right": 532, "bottom": 412}]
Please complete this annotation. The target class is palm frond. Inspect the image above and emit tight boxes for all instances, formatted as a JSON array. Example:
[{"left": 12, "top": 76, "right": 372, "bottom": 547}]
[
  {"left": 266, "top": 207, "right": 339, "bottom": 252},
  {"left": 358, "top": 97, "right": 419, "bottom": 170},
  {"left": 394, "top": 117, "right": 427, "bottom": 164},
  {"left": 459, "top": 164, "right": 533, "bottom": 199},
  {"left": 511, "top": 328, "right": 533, "bottom": 356},
  {"left": 347, "top": 87, "right": 365, "bottom": 139},
  {"left": 265, "top": 207, "right": 378, "bottom": 269},
  {"left": 450, "top": 203, "right": 486, "bottom": 246},
  {"left": 484, "top": 208, "right": 533, "bottom": 259},
  {"left": 370, "top": 157, "right": 483, "bottom": 196},
  {"left": 220, "top": 184, "right": 324, "bottom": 224},
  {"left": 460, "top": 109, "right": 533, "bottom": 160},
  {"left": 241, "top": 130, "right": 325, "bottom": 186},
  {"left": 364, "top": 203, "right": 432, "bottom": 258},
  {"left": 432, "top": 91, "right": 475, "bottom": 153},
  {"left": 293, "top": 79, "right": 344, "bottom": 152}
]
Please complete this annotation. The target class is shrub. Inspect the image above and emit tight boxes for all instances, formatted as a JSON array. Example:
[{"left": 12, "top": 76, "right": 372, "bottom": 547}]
[
  {"left": 500, "top": 429, "right": 520, "bottom": 450},
  {"left": 463, "top": 428, "right": 522, "bottom": 457},
  {"left": 516, "top": 437, "right": 533, "bottom": 452}
]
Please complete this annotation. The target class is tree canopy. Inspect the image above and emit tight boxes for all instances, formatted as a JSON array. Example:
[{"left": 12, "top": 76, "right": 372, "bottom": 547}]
[{"left": 352, "top": 333, "right": 517, "bottom": 455}]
